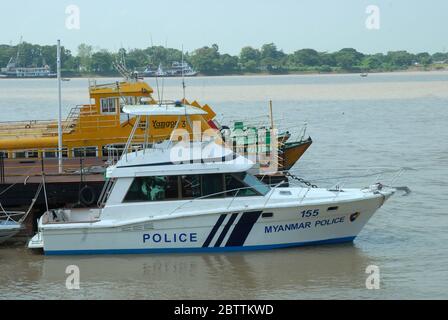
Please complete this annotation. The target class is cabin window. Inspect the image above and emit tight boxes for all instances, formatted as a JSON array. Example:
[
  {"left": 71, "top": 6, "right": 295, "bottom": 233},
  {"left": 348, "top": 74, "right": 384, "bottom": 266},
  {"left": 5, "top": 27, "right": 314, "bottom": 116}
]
[
  {"left": 73, "top": 147, "right": 98, "bottom": 158},
  {"left": 181, "top": 175, "right": 202, "bottom": 199},
  {"left": 262, "top": 212, "right": 274, "bottom": 218},
  {"left": 100, "top": 98, "right": 118, "bottom": 114},
  {"left": 0, "top": 151, "right": 8, "bottom": 159},
  {"left": 124, "top": 176, "right": 179, "bottom": 202},
  {"left": 225, "top": 174, "right": 258, "bottom": 197},
  {"left": 225, "top": 173, "right": 270, "bottom": 197},
  {"left": 238, "top": 172, "right": 270, "bottom": 195},
  {"left": 181, "top": 174, "right": 225, "bottom": 199},
  {"left": 201, "top": 174, "right": 225, "bottom": 198}
]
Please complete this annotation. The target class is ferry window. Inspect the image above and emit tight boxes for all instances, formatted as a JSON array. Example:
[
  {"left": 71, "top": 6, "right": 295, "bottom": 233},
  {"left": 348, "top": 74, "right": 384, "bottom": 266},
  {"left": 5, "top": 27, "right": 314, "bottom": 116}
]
[
  {"left": 225, "top": 174, "right": 257, "bottom": 197},
  {"left": 124, "top": 176, "right": 179, "bottom": 202},
  {"left": 103, "top": 144, "right": 125, "bottom": 158},
  {"left": 201, "top": 174, "right": 225, "bottom": 198},
  {"left": 100, "top": 98, "right": 117, "bottom": 114},
  {"left": 15, "top": 152, "right": 26, "bottom": 159},
  {"left": 85, "top": 147, "right": 98, "bottom": 157},
  {"left": 73, "top": 148, "right": 83, "bottom": 158},
  {"left": 181, "top": 175, "right": 201, "bottom": 199},
  {"left": 44, "top": 151, "right": 57, "bottom": 158},
  {"left": 101, "top": 146, "right": 110, "bottom": 157},
  {"left": 73, "top": 147, "right": 98, "bottom": 158},
  {"left": 27, "top": 151, "right": 38, "bottom": 158},
  {"left": 0, "top": 152, "right": 8, "bottom": 159},
  {"left": 46, "top": 150, "right": 68, "bottom": 158}
]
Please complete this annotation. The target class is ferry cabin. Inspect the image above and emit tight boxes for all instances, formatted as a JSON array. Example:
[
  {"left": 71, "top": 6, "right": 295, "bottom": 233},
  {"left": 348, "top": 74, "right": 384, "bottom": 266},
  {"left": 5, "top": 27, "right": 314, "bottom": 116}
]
[{"left": 0, "top": 80, "right": 216, "bottom": 161}]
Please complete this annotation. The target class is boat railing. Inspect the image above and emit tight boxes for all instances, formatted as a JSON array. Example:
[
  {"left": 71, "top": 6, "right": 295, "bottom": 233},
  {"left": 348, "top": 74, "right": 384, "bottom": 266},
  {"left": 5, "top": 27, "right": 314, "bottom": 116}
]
[
  {"left": 0, "top": 150, "right": 110, "bottom": 184},
  {"left": 0, "top": 104, "right": 101, "bottom": 138},
  {"left": 283, "top": 167, "right": 410, "bottom": 200},
  {"left": 0, "top": 211, "right": 25, "bottom": 223},
  {"left": 0, "top": 119, "right": 73, "bottom": 137},
  {"left": 97, "top": 178, "right": 116, "bottom": 208},
  {"left": 88, "top": 80, "right": 129, "bottom": 91},
  {"left": 168, "top": 182, "right": 286, "bottom": 216}
]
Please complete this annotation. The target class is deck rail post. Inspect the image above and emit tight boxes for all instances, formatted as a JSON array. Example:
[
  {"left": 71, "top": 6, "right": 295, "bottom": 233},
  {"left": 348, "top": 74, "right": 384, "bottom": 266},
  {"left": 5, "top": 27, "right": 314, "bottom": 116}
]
[{"left": 0, "top": 153, "right": 4, "bottom": 184}]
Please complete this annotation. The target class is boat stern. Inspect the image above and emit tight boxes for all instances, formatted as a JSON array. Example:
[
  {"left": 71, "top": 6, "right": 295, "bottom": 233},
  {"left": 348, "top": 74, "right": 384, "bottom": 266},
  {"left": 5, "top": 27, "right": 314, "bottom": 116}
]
[{"left": 28, "top": 231, "right": 44, "bottom": 249}]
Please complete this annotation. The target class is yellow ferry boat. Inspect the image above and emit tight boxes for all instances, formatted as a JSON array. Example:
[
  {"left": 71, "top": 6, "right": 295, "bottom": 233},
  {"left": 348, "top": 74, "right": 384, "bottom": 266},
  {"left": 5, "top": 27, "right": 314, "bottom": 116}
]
[
  {"left": 0, "top": 79, "right": 216, "bottom": 159},
  {"left": 0, "top": 78, "right": 311, "bottom": 171}
]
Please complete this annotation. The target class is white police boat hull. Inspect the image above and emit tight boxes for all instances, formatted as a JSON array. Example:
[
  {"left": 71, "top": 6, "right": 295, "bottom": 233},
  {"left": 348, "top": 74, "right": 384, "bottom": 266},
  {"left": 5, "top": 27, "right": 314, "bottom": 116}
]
[{"left": 28, "top": 185, "right": 393, "bottom": 255}]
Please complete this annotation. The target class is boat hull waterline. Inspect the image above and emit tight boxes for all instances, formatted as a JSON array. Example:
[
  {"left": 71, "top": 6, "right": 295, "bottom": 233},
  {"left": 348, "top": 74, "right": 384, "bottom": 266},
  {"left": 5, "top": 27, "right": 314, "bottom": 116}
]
[{"left": 29, "top": 192, "right": 389, "bottom": 255}]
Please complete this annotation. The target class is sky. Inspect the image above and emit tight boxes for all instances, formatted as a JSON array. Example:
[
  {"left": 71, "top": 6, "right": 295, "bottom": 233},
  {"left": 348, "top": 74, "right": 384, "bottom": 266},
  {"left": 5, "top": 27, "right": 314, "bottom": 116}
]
[{"left": 0, "top": 0, "right": 447, "bottom": 55}]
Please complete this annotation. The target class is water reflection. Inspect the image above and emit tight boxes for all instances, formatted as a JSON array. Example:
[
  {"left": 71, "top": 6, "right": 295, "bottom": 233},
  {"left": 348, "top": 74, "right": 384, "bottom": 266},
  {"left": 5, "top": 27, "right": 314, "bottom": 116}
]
[{"left": 1, "top": 244, "right": 374, "bottom": 299}]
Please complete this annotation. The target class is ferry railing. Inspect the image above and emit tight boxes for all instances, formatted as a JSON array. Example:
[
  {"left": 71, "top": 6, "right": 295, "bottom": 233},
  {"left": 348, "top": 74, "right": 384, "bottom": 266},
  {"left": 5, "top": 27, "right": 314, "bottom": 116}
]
[
  {"left": 0, "top": 149, "right": 109, "bottom": 183},
  {"left": 0, "top": 119, "right": 72, "bottom": 137}
]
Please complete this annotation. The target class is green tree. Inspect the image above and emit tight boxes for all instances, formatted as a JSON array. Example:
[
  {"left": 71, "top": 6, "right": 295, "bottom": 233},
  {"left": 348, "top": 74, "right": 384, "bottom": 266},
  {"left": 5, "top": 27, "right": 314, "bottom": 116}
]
[
  {"left": 91, "top": 50, "right": 113, "bottom": 74},
  {"left": 189, "top": 45, "right": 221, "bottom": 75},
  {"left": 290, "top": 49, "right": 320, "bottom": 67},
  {"left": 78, "top": 43, "right": 93, "bottom": 72},
  {"left": 260, "top": 43, "right": 286, "bottom": 73},
  {"left": 239, "top": 46, "right": 260, "bottom": 72},
  {"left": 219, "top": 54, "right": 239, "bottom": 74},
  {"left": 334, "top": 48, "right": 364, "bottom": 70},
  {"left": 386, "top": 51, "right": 414, "bottom": 68},
  {"left": 432, "top": 52, "right": 448, "bottom": 63},
  {"left": 361, "top": 54, "right": 384, "bottom": 70},
  {"left": 415, "top": 52, "right": 432, "bottom": 66}
]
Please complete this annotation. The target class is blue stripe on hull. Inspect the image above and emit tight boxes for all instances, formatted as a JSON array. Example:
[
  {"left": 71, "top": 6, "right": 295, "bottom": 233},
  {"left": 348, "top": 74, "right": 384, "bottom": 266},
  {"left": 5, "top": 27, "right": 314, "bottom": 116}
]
[{"left": 44, "top": 236, "right": 356, "bottom": 256}]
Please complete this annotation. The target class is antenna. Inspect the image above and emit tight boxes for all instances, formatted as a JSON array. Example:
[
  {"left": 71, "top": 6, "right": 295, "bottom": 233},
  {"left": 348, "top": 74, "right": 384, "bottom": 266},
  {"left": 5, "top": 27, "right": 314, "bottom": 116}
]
[
  {"left": 159, "top": 40, "right": 168, "bottom": 105},
  {"left": 182, "top": 45, "right": 186, "bottom": 101},
  {"left": 16, "top": 36, "right": 23, "bottom": 66},
  {"left": 154, "top": 63, "right": 162, "bottom": 105}
]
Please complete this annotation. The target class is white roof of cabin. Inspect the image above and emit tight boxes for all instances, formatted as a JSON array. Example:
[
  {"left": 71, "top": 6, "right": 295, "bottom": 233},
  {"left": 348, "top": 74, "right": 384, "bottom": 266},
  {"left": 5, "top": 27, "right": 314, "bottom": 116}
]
[
  {"left": 123, "top": 104, "right": 208, "bottom": 116},
  {"left": 106, "top": 141, "right": 253, "bottom": 178}
]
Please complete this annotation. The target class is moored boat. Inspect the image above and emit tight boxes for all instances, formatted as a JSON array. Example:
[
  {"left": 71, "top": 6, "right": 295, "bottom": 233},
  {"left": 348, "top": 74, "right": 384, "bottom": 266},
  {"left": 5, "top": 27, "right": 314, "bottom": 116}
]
[
  {"left": 28, "top": 105, "right": 395, "bottom": 255},
  {"left": 0, "top": 212, "right": 23, "bottom": 243}
]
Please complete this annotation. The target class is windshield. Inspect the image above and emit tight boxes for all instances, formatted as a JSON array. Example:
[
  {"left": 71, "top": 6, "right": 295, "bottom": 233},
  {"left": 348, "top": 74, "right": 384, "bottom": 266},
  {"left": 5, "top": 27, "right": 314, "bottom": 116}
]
[{"left": 238, "top": 173, "right": 271, "bottom": 196}]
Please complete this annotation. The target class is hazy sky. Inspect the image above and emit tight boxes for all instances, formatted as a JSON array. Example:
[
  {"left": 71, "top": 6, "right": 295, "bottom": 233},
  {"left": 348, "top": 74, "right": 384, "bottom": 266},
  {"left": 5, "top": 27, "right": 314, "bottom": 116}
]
[{"left": 1, "top": 0, "right": 447, "bottom": 55}]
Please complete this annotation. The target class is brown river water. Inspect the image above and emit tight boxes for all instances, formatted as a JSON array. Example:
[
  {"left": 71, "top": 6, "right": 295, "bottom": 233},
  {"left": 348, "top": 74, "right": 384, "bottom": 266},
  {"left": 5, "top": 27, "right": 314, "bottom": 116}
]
[{"left": 0, "top": 72, "right": 447, "bottom": 299}]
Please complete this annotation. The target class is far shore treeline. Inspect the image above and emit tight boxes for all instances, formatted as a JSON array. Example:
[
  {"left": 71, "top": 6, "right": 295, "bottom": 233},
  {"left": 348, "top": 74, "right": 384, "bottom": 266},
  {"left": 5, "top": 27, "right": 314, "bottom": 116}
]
[{"left": 0, "top": 42, "right": 447, "bottom": 76}]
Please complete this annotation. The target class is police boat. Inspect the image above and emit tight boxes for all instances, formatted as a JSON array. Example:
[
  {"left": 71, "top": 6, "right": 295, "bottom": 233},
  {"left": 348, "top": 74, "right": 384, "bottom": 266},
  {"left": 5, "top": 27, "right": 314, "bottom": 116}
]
[{"left": 28, "top": 104, "right": 395, "bottom": 255}]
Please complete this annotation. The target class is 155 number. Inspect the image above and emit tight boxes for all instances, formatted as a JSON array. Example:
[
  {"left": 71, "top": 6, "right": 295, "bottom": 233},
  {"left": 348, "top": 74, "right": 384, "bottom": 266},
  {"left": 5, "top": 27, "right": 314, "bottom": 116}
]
[{"left": 301, "top": 209, "right": 319, "bottom": 218}]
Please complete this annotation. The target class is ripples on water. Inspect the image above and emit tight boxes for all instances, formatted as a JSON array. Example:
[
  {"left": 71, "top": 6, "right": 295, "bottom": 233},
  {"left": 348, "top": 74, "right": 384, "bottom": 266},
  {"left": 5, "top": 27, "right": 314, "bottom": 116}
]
[{"left": 0, "top": 72, "right": 447, "bottom": 299}]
